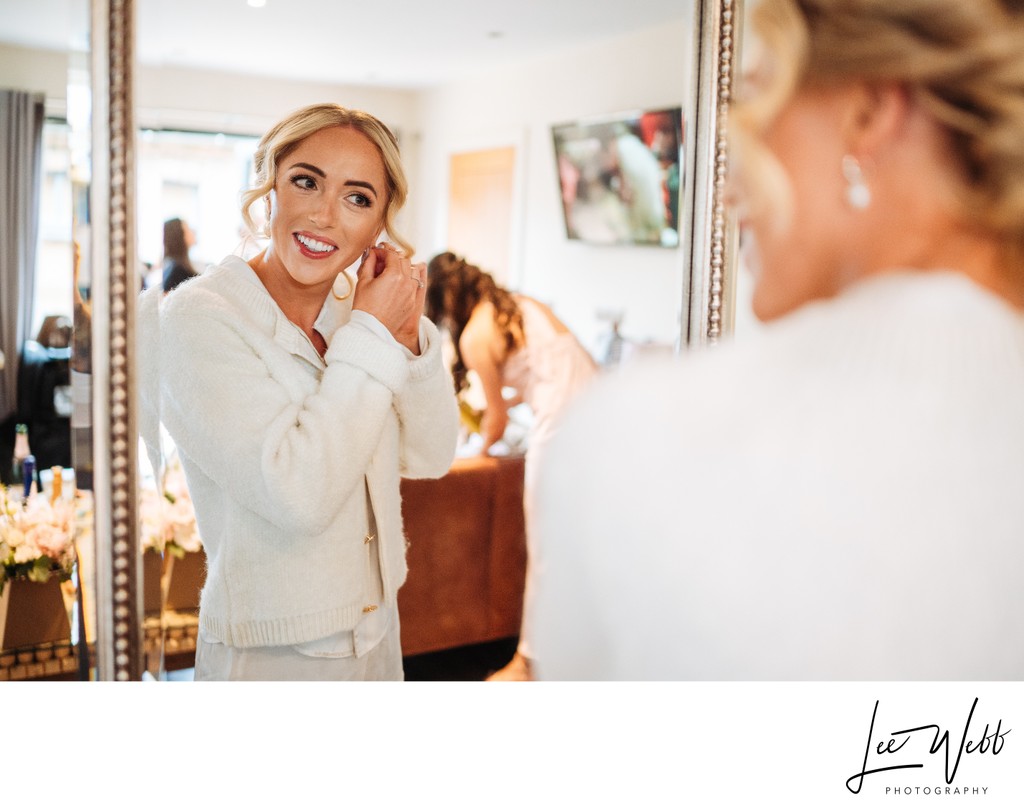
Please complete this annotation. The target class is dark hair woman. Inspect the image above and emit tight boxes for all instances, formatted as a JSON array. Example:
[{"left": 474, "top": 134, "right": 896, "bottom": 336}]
[{"left": 426, "top": 251, "right": 597, "bottom": 680}]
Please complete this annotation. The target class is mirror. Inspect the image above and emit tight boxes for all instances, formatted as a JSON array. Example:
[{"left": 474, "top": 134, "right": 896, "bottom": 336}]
[
  {"left": 684, "top": 0, "right": 743, "bottom": 346},
  {"left": 0, "top": 0, "right": 120, "bottom": 680},
  {"left": 2, "top": 0, "right": 743, "bottom": 679},
  {"left": 88, "top": 0, "right": 141, "bottom": 681}
]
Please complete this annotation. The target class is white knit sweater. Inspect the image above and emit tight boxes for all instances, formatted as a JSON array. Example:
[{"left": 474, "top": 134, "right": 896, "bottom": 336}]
[
  {"left": 158, "top": 256, "right": 458, "bottom": 648},
  {"left": 532, "top": 270, "right": 1024, "bottom": 680}
]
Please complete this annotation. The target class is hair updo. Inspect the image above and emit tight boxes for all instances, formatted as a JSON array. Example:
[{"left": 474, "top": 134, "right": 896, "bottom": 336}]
[{"left": 739, "top": 0, "right": 1024, "bottom": 259}]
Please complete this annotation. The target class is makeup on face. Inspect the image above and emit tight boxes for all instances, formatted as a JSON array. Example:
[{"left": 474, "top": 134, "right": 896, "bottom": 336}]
[{"left": 264, "top": 126, "right": 388, "bottom": 288}]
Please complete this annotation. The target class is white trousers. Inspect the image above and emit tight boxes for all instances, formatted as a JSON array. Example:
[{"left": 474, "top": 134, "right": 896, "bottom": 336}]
[{"left": 193, "top": 617, "right": 404, "bottom": 681}]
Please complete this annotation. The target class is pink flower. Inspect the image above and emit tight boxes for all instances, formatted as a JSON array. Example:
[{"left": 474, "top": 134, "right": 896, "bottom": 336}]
[{"left": 25, "top": 523, "right": 72, "bottom": 560}]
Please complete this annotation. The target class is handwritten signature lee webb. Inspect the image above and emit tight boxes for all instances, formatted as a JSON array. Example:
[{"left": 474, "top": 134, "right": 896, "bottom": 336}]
[{"left": 846, "top": 698, "right": 1010, "bottom": 795}]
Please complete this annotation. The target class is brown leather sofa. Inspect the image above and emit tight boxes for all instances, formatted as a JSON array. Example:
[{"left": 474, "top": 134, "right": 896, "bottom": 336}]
[{"left": 398, "top": 454, "right": 527, "bottom": 657}]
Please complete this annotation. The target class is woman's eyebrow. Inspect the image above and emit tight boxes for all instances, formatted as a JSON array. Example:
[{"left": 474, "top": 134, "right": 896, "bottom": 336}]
[
  {"left": 288, "top": 161, "right": 326, "bottom": 178},
  {"left": 344, "top": 180, "right": 378, "bottom": 197},
  {"left": 288, "top": 162, "right": 377, "bottom": 197}
]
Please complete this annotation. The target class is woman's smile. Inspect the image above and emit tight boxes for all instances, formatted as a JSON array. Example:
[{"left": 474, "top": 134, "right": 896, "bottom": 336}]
[
  {"left": 258, "top": 125, "right": 388, "bottom": 293},
  {"left": 294, "top": 231, "right": 339, "bottom": 258}
]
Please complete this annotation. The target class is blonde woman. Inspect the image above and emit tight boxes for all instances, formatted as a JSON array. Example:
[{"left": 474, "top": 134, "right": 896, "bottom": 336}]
[
  {"left": 533, "top": 0, "right": 1024, "bottom": 679},
  {"left": 158, "top": 103, "right": 458, "bottom": 680}
]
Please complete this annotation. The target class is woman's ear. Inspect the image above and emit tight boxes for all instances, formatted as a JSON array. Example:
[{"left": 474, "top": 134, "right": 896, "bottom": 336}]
[{"left": 843, "top": 81, "right": 910, "bottom": 158}]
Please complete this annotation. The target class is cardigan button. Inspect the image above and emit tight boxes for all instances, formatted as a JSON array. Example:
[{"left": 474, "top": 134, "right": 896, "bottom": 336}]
[
  {"left": 362, "top": 605, "right": 378, "bottom": 614},
  {"left": 364, "top": 533, "right": 376, "bottom": 544}
]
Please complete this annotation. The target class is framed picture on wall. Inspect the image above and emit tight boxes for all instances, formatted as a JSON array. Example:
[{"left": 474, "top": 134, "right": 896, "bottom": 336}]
[{"left": 552, "top": 106, "right": 683, "bottom": 248}]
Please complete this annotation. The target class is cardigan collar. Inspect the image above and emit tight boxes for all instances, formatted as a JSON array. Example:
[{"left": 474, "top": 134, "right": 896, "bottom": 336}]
[{"left": 218, "top": 254, "right": 353, "bottom": 367}]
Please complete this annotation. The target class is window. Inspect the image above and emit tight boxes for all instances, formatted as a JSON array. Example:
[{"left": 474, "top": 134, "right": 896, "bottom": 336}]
[
  {"left": 32, "top": 120, "right": 74, "bottom": 340},
  {"left": 137, "top": 129, "right": 261, "bottom": 286},
  {"left": 31, "top": 126, "right": 262, "bottom": 334}
]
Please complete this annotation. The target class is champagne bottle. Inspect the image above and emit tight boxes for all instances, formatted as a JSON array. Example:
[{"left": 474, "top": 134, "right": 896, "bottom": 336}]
[
  {"left": 23, "top": 454, "right": 36, "bottom": 498},
  {"left": 12, "top": 423, "right": 29, "bottom": 483}
]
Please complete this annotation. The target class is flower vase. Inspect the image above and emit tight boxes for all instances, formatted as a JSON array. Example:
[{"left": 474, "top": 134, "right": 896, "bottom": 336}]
[
  {"left": 164, "top": 548, "right": 206, "bottom": 614},
  {"left": 142, "top": 551, "right": 164, "bottom": 616},
  {"left": 0, "top": 577, "right": 72, "bottom": 651}
]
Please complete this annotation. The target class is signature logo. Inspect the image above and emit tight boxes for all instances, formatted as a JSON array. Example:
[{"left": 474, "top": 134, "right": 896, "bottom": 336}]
[{"left": 846, "top": 698, "right": 1010, "bottom": 794}]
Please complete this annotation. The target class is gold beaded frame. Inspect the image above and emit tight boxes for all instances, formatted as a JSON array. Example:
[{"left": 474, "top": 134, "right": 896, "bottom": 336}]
[
  {"left": 682, "top": 0, "right": 743, "bottom": 346},
  {"left": 90, "top": 0, "right": 141, "bottom": 681}
]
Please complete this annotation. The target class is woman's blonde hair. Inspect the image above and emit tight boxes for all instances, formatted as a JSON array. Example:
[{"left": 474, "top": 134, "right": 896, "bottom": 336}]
[
  {"left": 735, "top": 0, "right": 1024, "bottom": 257},
  {"left": 241, "top": 103, "right": 413, "bottom": 255}
]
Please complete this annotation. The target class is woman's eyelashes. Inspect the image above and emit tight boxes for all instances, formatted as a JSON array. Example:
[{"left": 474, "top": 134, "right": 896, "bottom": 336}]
[
  {"left": 290, "top": 173, "right": 318, "bottom": 191},
  {"left": 286, "top": 174, "right": 374, "bottom": 210}
]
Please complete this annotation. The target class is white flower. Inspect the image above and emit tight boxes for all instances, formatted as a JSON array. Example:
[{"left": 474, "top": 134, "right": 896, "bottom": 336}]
[
  {"left": 13, "top": 542, "right": 39, "bottom": 564},
  {"left": 2, "top": 524, "right": 25, "bottom": 549},
  {"left": 136, "top": 457, "right": 202, "bottom": 555},
  {"left": 1, "top": 486, "right": 77, "bottom": 579},
  {"left": 138, "top": 487, "right": 168, "bottom": 553},
  {"left": 164, "top": 498, "right": 197, "bottom": 550}
]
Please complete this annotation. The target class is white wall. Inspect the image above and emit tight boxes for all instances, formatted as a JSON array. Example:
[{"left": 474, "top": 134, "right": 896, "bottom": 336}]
[
  {"left": 1, "top": 41, "right": 422, "bottom": 259},
  {"left": 133, "top": 64, "right": 419, "bottom": 138},
  {"left": 412, "top": 19, "right": 693, "bottom": 353},
  {"left": 4, "top": 17, "right": 695, "bottom": 352},
  {"left": 0, "top": 43, "right": 69, "bottom": 109},
  {"left": 0, "top": 43, "right": 418, "bottom": 135}
]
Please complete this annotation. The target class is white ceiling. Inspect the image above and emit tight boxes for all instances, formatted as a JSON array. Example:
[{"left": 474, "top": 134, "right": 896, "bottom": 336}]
[{"left": 0, "top": 0, "right": 691, "bottom": 88}]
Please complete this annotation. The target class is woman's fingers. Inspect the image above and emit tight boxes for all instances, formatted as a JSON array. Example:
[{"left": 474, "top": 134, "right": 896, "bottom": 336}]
[
  {"left": 356, "top": 246, "right": 380, "bottom": 281},
  {"left": 352, "top": 244, "right": 424, "bottom": 343},
  {"left": 375, "top": 243, "right": 425, "bottom": 291},
  {"left": 412, "top": 261, "right": 427, "bottom": 290}
]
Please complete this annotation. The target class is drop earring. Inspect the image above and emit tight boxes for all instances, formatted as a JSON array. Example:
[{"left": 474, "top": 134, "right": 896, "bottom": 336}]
[
  {"left": 842, "top": 155, "right": 871, "bottom": 210},
  {"left": 332, "top": 271, "right": 354, "bottom": 301},
  {"left": 262, "top": 196, "right": 272, "bottom": 237}
]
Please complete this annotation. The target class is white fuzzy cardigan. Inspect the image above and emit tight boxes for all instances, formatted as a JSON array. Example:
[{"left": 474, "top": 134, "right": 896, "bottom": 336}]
[
  {"left": 533, "top": 270, "right": 1024, "bottom": 680},
  {"left": 157, "top": 256, "right": 458, "bottom": 648}
]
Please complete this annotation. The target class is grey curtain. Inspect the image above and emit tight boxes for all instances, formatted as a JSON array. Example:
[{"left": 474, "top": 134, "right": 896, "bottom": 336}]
[{"left": 0, "top": 89, "right": 46, "bottom": 422}]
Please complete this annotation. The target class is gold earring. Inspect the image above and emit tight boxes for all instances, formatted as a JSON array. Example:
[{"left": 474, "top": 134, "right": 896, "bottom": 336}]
[
  {"left": 262, "top": 196, "right": 272, "bottom": 237},
  {"left": 332, "top": 271, "right": 354, "bottom": 301}
]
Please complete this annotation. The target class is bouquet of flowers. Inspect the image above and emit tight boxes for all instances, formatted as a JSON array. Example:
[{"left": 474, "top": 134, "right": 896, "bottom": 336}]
[
  {"left": 0, "top": 486, "right": 77, "bottom": 595},
  {"left": 139, "top": 458, "right": 202, "bottom": 559}
]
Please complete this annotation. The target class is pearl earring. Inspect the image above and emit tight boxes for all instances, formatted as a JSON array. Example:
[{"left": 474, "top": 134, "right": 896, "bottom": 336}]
[{"left": 842, "top": 155, "right": 871, "bottom": 210}]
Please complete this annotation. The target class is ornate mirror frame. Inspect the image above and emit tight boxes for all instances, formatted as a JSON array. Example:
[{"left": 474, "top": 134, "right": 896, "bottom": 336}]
[
  {"left": 682, "top": 0, "right": 743, "bottom": 347},
  {"left": 90, "top": 0, "right": 140, "bottom": 681},
  {"left": 83, "top": 0, "right": 742, "bottom": 678}
]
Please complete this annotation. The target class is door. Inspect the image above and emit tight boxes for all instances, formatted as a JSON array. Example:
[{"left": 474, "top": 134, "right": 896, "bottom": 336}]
[{"left": 447, "top": 146, "right": 516, "bottom": 285}]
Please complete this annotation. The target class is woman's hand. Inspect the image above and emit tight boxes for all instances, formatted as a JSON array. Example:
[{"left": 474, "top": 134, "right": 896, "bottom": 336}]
[
  {"left": 479, "top": 404, "right": 509, "bottom": 455},
  {"left": 352, "top": 243, "right": 425, "bottom": 354}
]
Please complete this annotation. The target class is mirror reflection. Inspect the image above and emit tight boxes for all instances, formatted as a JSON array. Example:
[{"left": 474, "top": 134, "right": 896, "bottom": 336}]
[
  {"left": 2, "top": 0, "right": 703, "bottom": 681},
  {"left": 0, "top": 0, "right": 94, "bottom": 681}
]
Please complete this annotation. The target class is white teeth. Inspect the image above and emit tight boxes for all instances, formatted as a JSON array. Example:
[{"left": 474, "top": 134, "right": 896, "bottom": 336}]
[{"left": 296, "top": 233, "right": 336, "bottom": 253}]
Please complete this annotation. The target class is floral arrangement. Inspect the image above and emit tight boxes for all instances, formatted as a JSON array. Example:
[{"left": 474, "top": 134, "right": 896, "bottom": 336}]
[
  {"left": 0, "top": 486, "right": 77, "bottom": 595},
  {"left": 139, "top": 459, "right": 202, "bottom": 558}
]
